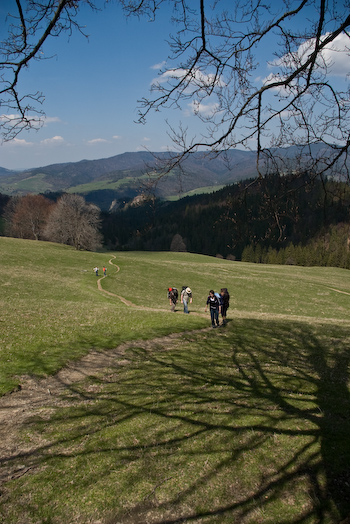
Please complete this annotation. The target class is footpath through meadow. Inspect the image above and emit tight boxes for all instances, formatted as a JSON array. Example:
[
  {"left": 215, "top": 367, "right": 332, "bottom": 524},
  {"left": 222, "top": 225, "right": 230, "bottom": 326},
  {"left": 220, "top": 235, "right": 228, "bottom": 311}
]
[{"left": 0, "top": 256, "right": 211, "bottom": 486}]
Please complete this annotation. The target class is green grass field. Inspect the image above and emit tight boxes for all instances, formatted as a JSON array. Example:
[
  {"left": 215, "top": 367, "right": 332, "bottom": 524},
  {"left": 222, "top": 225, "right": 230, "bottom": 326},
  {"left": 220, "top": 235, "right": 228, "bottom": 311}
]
[
  {"left": 165, "top": 184, "right": 226, "bottom": 200},
  {"left": 0, "top": 237, "right": 349, "bottom": 523}
]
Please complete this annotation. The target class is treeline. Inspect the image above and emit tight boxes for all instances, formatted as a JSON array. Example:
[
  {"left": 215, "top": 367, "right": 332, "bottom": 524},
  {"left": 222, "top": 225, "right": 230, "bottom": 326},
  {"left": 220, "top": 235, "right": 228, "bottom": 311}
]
[
  {"left": 0, "top": 193, "right": 102, "bottom": 251},
  {"left": 101, "top": 172, "right": 350, "bottom": 268},
  {"left": 242, "top": 223, "right": 350, "bottom": 268},
  {"left": 1, "top": 172, "right": 350, "bottom": 269}
]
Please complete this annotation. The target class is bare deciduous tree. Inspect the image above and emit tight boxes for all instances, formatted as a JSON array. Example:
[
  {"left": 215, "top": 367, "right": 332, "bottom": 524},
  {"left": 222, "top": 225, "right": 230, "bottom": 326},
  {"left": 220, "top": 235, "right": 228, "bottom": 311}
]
[
  {"left": 4, "top": 193, "right": 53, "bottom": 239},
  {"left": 170, "top": 232, "right": 187, "bottom": 251},
  {"left": 44, "top": 193, "right": 102, "bottom": 250}
]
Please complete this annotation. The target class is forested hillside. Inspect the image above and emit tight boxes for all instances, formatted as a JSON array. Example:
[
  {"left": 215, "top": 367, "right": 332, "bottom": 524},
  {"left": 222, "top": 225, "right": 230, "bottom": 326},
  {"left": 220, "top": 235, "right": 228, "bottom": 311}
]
[
  {"left": 101, "top": 173, "right": 350, "bottom": 268},
  {"left": 2, "top": 172, "right": 350, "bottom": 269}
]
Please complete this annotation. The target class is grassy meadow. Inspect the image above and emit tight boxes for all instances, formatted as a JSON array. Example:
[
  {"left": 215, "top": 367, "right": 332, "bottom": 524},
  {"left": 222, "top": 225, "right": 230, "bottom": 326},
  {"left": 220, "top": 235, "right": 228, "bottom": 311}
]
[{"left": 0, "top": 236, "right": 350, "bottom": 523}]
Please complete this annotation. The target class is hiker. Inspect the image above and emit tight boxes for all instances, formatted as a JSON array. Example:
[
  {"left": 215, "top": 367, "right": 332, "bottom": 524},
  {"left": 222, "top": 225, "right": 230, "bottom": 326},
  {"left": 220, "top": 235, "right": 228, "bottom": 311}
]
[
  {"left": 168, "top": 287, "right": 178, "bottom": 312},
  {"left": 103, "top": 266, "right": 107, "bottom": 276},
  {"left": 93, "top": 266, "right": 99, "bottom": 276},
  {"left": 181, "top": 286, "right": 192, "bottom": 314},
  {"left": 205, "top": 289, "right": 221, "bottom": 327},
  {"left": 220, "top": 288, "right": 230, "bottom": 325}
]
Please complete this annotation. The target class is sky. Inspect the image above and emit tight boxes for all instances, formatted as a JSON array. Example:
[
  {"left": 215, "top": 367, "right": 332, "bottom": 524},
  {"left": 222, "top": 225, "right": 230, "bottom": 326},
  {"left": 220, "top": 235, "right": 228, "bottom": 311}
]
[
  {"left": 0, "top": 1, "right": 349, "bottom": 170},
  {"left": 1, "top": 1, "right": 178, "bottom": 169}
]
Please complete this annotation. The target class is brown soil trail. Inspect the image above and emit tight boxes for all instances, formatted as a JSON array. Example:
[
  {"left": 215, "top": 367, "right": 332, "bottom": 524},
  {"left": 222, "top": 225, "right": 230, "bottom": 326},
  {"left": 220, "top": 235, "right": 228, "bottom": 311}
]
[
  {"left": 327, "top": 287, "right": 350, "bottom": 296},
  {"left": 96, "top": 255, "right": 133, "bottom": 306},
  {"left": 96, "top": 254, "right": 207, "bottom": 316},
  {"left": 0, "top": 257, "right": 210, "bottom": 486},
  {"left": 0, "top": 328, "right": 211, "bottom": 487},
  {"left": 96, "top": 254, "right": 150, "bottom": 307}
]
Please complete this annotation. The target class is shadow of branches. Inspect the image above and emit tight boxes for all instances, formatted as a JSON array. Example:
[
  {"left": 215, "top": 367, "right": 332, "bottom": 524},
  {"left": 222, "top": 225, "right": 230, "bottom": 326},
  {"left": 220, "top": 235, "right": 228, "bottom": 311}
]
[{"left": 1, "top": 319, "right": 349, "bottom": 524}]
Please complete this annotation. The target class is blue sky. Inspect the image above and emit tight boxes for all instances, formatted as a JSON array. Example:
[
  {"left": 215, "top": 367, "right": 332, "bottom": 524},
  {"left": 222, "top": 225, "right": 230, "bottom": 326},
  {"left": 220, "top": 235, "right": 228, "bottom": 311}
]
[
  {"left": 0, "top": 1, "right": 349, "bottom": 170},
  {"left": 0, "top": 2, "right": 180, "bottom": 169}
]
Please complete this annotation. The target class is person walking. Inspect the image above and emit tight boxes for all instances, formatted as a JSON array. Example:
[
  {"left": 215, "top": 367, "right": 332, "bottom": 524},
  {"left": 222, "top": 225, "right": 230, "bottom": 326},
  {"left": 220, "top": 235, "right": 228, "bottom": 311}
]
[
  {"left": 103, "top": 266, "right": 107, "bottom": 276},
  {"left": 205, "top": 289, "right": 221, "bottom": 327},
  {"left": 93, "top": 266, "right": 99, "bottom": 276},
  {"left": 220, "top": 288, "right": 230, "bottom": 325},
  {"left": 181, "top": 286, "right": 192, "bottom": 314},
  {"left": 168, "top": 287, "right": 178, "bottom": 312}
]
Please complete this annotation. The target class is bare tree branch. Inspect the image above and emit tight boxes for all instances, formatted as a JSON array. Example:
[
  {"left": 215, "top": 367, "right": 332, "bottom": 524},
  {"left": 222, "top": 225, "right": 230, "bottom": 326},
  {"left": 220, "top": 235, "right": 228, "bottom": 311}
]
[
  {"left": 0, "top": 0, "right": 97, "bottom": 140},
  {"left": 132, "top": 1, "right": 350, "bottom": 179}
]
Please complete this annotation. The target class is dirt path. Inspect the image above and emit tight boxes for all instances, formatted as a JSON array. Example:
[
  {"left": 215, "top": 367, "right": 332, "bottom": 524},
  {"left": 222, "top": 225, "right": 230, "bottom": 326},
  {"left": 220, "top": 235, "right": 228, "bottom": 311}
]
[
  {"left": 327, "top": 287, "right": 350, "bottom": 296},
  {"left": 0, "top": 328, "right": 213, "bottom": 487},
  {"left": 96, "top": 254, "right": 133, "bottom": 305},
  {"left": 0, "top": 258, "right": 209, "bottom": 487},
  {"left": 97, "top": 255, "right": 207, "bottom": 315}
]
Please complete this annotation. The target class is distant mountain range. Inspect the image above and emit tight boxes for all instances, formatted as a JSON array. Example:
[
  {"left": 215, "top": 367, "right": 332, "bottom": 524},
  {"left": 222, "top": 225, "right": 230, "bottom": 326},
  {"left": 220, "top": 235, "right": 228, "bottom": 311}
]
[
  {"left": 0, "top": 145, "right": 347, "bottom": 211},
  {"left": 0, "top": 150, "right": 258, "bottom": 208}
]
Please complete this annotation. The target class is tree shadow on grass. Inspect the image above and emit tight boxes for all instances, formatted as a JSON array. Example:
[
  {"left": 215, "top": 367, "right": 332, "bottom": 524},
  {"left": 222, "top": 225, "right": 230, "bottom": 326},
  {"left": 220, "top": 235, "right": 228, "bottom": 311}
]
[{"left": 1, "top": 319, "right": 349, "bottom": 523}]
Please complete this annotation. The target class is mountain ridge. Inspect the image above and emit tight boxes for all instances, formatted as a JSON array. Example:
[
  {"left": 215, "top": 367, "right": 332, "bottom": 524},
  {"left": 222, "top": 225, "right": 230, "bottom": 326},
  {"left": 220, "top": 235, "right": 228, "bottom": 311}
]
[
  {"left": 1, "top": 144, "right": 345, "bottom": 210},
  {"left": 0, "top": 150, "right": 258, "bottom": 204}
]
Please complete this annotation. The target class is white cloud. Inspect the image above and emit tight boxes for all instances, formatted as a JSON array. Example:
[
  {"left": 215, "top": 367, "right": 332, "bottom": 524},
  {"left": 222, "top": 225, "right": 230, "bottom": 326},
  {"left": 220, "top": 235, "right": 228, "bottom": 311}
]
[
  {"left": 151, "top": 61, "right": 166, "bottom": 70},
  {"left": 43, "top": 116, "right": 62, "bottom": 126},
  {"left": 40, "top": 136, "right": 64, "bottom": 146},
  {"left": 0, "top": 113, "right": 19, "bottom": 122},
  {"left": 269, "top": 31, "right": 350, "bottom": 78},
  {"left": 153, "top": 68, "right": 187, "bottom": 85},
  {"left": 112, "top": 135, "right": 122, "bottom": 140},
  {"left": 2, "top": 137, "right": 34, "bottom": 147},
  {"left": 0, "top": 113, "right": 42, "bottom": 124},
  {"left": 142, "top": 137, "right": 151, "bottom": 142},
  {"left": 320, "top": 32, "right": 350, "bottom": 76},
  {"left": 153, "top": 68, "right": 224, "bottom": 89},
  {"left": 87, "top": 138, "right": 109, "bottom": 145},
  {"left": 187, "top": 100, "right": 220, "bottom": 117},
  {"left": 262, "top": 72, "right": 294, "bottom": 95}
]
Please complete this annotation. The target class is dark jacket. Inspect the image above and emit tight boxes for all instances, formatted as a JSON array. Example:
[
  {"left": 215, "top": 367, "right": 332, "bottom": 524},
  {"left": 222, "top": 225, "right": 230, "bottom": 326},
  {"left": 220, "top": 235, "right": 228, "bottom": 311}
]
[{"left": 206, "top": 295, "right": 220, "bottom": 310}]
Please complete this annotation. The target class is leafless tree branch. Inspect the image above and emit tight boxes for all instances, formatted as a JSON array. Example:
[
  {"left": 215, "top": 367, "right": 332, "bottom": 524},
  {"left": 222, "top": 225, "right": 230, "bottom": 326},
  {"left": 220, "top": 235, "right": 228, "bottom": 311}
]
[
  {"left": 0, "top": 0, "right": 97, "bottom": 140},
  {"left": 132, "top": 1, "right": 350, "bottom": 179}
]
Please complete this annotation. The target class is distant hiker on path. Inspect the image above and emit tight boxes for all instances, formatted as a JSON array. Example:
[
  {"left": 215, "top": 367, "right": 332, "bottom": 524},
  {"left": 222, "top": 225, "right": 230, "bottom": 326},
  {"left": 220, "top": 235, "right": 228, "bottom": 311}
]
[
  {"left": 93, "top": 267, "right": 99, "bottom": 276},
  {"left": 205, "top": 290, "right": 221, "bottom": 328},
  {"left": 181, "top": 286, "right": 192, "bottom": 314},
  {"left": 168, "top": 287, "right": 178, "bottom": 312},
  {"left": 103, "top": 266, "right": 107, "bottom": 276},
  {"left": 220, "top": 288, "right": 230, "bottom": 325}
]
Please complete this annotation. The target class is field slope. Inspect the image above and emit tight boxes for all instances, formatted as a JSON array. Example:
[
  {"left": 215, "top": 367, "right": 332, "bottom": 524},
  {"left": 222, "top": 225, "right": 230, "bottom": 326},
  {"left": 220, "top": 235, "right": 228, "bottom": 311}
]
[{"left": 0, "top": 237, "right": 350, "bottom": 523}]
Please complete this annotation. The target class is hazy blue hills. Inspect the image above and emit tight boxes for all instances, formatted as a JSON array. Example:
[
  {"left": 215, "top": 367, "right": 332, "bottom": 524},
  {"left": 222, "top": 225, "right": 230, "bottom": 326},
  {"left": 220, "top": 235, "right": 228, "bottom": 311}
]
[
  {"left": 0, "top": 166, "right": 15, "bottom": 177},
  {"left": 0, "top": 144, "right": 346, "bottom": 210},
  {"left": 0, "top": 150, "right": 258, "bottom": 202}
]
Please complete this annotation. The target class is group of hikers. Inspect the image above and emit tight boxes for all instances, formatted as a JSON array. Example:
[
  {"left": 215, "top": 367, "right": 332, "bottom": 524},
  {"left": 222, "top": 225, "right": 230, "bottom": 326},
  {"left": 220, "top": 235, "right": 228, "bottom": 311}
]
[
  {"left": 167, "top": 286, "right": 193, "bottom": 314},
  {"left": 92, "top": 266, "right": 229, "bottom": 328},
  {"left": 167, "top": 286, "right": 230, "bottom": 327},
  {"left": 93, "top": 266, "right": 107, "bottom": 276}
]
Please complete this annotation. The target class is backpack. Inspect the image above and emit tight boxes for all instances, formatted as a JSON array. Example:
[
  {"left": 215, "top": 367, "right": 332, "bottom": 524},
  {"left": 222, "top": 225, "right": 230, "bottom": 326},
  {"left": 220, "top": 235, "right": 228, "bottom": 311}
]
[
  {"left": 221, "top": 288, "right": 230, "bottom": 306},
  {"left": 182, "top": 286, "right": 192, "bottom": 298},
  {"left": 168, "top": 287, "right": 178, "bottom": 300},
  {"left": 215, "top": 292, "right": 222, "bottom": 305}
]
